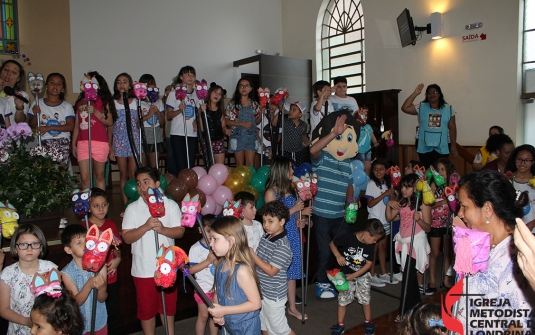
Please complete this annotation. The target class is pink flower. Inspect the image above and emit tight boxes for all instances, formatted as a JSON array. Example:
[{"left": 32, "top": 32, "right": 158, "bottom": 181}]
[
  {"left": 16, "top": 123, "right": 32, "bottom": 139},
  {"left": 6, "top": 125, "right": 19, "bottom": 141}
]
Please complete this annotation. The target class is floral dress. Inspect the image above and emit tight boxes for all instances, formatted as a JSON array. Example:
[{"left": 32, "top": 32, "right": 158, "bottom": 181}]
[
  {"left": 275, "top": 191, "right": 301, "bottom": 280},
  {"left": 112, "top": 100, "right": 141, "bottom": 157}
]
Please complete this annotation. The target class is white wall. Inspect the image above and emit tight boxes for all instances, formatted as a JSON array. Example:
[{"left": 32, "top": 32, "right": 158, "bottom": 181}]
[
  {"left": 282, "top": 0, "right": 523, "bottom": 146},
  {"left": 70, "top": 0, "right": 282, "bottom": 95}
]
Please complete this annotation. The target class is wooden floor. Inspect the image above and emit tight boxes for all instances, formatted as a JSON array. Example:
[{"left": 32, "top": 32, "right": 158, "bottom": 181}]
[{"left": 345, "top": 291, "right": 444, "bottom": 334}]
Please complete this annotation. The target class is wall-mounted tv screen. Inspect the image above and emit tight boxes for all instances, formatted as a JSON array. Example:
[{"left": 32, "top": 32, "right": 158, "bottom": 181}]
[{"left": 397, "top": 8, "right": 416, "bottom": 47}]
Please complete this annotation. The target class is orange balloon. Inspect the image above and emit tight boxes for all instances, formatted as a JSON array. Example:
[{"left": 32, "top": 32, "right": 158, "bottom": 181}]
[{"left": 224, "top": 173, "right": 246, "bottom": 194}]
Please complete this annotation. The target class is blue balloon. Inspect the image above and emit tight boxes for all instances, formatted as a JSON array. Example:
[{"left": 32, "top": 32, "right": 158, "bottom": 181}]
[
  {"left": 524, "top": 204, "right": 531, "bottom": 216},
  {"left": 301, "top": 162, "right": 313, "bottom": 173},
  {"left": 352, "top": 159, "right": 365, "bottom": 172},
  {"left": 353, "top": 185, "right": 361, "bottom": 198},
  {"left": 357, "top": 175, "right": 370, "bottom": 189},
  {"left": 293, "top": 165, "right": 306, "bottom": 178},
  {"left": 353, "top": 170, "right": 367, "bottom": 186}
]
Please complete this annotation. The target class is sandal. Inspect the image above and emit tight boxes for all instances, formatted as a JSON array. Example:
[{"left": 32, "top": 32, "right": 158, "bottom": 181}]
[{"left": 287, "top": 308, "right": 308, "bottom": 321}]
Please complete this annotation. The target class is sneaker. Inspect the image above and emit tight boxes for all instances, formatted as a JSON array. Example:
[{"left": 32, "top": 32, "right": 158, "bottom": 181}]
[
  {"left": 425, "top": 285, "right": 437, "bottom": 296},
  {"left": 379, "top": 273, "right": 399, "bottom": 284},
  {"left": 446, "top": 265, "right": 455, "bottom": 277},
  {"left": 364, "top": 321, "right": 376, "bottom": 335},
  {"left": 419, "top": 285, "right": 424, "bottom": 293},
  {"left": 393, "top": 272, "right": 403, "bottom": 282},
  {"left": 295, "top": 295, "right": 302, "bottom": 305},
  {"left": 370, "top": 274, "right": 386, "bottom": 287},
  {"left": 316, "top": 282, "right": 337, "bottom": 299},
  {"left": 59, "top": 218, "right": 67, "bottom": 229},
  {"left": 330, "top": 324, "right": 345, "bottom": 335}
]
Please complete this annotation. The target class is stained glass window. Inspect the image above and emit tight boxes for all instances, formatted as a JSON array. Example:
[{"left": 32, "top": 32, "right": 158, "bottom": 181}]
[
  {"left": 321, "top": 0, "right": 365, "bottom": 94},
  {"left": 523, "top": 0, "right": 535, "bottom": 96},
  {"left": 0, "top": 0, "right": 18, "bottom": 54}
]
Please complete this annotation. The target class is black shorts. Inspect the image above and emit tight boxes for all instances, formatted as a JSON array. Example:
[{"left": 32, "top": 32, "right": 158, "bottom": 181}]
[{"left": 428, "top": 227, "right": 447, "bottom": 238}]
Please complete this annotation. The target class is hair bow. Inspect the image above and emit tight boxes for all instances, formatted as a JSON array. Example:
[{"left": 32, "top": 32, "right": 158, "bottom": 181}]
[{"left": 428, "top": 318, "right": 444, "bottom": 327}]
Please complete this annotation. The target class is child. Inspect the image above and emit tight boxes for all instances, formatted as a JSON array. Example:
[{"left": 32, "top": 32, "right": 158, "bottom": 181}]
[
  {"left": 30, "top": 288, "right": 84, "bottom": 335},
  {"left": 265, "top": 156, "right": 312, "bottom": 317},
  {"left": 235, "top": 191, "right": 264, "bottom": 251},
  {"left": 73, "top": 71, "right": 116, "bottom": 190},
  {"left": 309, "top": 111, "right": 359, "bottom": 299},
  {"left": 110, "top": 72, "right": 140, "bottom": 209},
  {"left": 329, "top": 76, "right": 359, "bottom": 113},
  {"left": 0, "top": 224, "right": 56, "bottom": 334},
  {"left": 397, "top": 302, "right": 446, "bottom": 335},
  {"left": 207, "top": 216, "right": 262, "bottom": 333},
  {"left": 310, "top": 80, "right": 335, "bottom": 135},
  {"left": 507, "top": 145, "right": 535, "bottom": 231},
  {"left": 354, "top": 107, "right": 379, "bottom": 175},
  {"left": 122, "top": 167, "right": 185, "bottom": 335},
  {"left": 365, "top": 158, "right": 397, "bottom": 287},
  {"left": 329, "top": 218, "right": 386, "bottom": 335},
  {"left": 427, "top": 158, "right": 458, "bottom": 293},
  {"left": 250, "top": 201, "right": 295, "bottom": 335},
  {"left": 60, "top": 225, "right": 108, "bottom": 335},
  {"left": 404, "top": 160, "right": 422, "bottom": 176},
  {"left": 282, "top": 102, "right": 310, "bottom": 166},
  {"left": 188, "top": 214, "right": 218, "bottom": 335},
  {"left": 28, "top": 73, "right": 75, "bottom": 165},
  {"left": 139, "top": 74, "right": 165, "bottom": 169},
  {"left": 225, "top": 78, "right": 262, "bottom": 167},
  {"left": 166, "top": 66, "right": 199, "bottom": 174},
  {"left": 199, "top": 82, "right": 230, "bottom": 165},
  {"left": 86, "top": 187, "right": 122, "bottom": 334},
  {"left": 386, "top": 174, "right": 431, "bottom": 321}
]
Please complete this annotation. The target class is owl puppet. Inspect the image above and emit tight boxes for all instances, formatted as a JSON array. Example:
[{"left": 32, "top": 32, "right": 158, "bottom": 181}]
[
  {"left": 270, "top": 87, "right": 288, "bottom": 106},
  {"left": 31, "top": 268, "right": 62, "bottom": 298},
  {"left": 133, "top": 82, "right": 147, "bottom": 101},
  {"left": 175, "top": 83, "right": 188, "bottom": 101},
  {"left": 181, "top": 193, "right": 201, "bottom": 228},
  {"left": 82, "top": 225, "right": 114, "bottom": 273},
  {"left": 147, "top": 87, "right": 159, "bottom": 104},
  {"left": 27, "top": 72, "right": 44, "bottom": 96},
  {"left": 388, "top": 166, "right": 402, "bottom": 188},
  {"left": 293, "top": 173, "right": 312, "bottom": 201},
  {"left": 0, "top": 201, "right": 19, "bottom": 239},
  {"left": 222, "top": 200, "right": 243, "bottom": 219},
  {"left": 345, "top": 198, "right": 359, "bottom": 224},
  {"left": 258, "top": 87, "right": 270, "bottom": 108},
  {"left": 145, "top": 188, "right": 166, "bottom": 218},
  {"left": 154, "top": 245, "right": 189, "bottom": 288},
  {"left": 81, "top": 76, "right": 99, "bottom": 102},
  {"left": 72, "top": 188, "right": 91, "bottom": 216},
  {"left": 195, "top": 79, "right": 208, "bottom": 102}
]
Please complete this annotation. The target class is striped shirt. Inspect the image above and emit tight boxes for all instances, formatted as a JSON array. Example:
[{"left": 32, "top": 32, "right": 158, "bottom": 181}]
[
  {"left": 312, "top": 151, "right": 353, "bottom": 218},
  {"left": 256, "top": 231, "right": 292, "bottom": 301}
]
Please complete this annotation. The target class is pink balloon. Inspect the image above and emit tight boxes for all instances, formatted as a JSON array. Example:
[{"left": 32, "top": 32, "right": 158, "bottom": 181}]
[
  {"left": 197, "top": 174, "right": 218, "bottom": 196},
  {"left": 213, "top": 185, "right": 233, "bottom": 206},
  {"left": 209, "top": 163, "right": 229, "bottom": 186},
  {"left": 201, "top": 195, "right": 216, "bottom": 215},
  {"left": 192, "top": 166, "right": 207, "bottom": 180},
  {"left": 214, "top": 204, "right": 223, "bottom": 216}
]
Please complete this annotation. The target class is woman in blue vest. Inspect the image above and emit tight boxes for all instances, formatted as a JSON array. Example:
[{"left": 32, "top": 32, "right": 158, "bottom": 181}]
[{"left": 401, "top": 83, "right": 458, "bottom": 168}]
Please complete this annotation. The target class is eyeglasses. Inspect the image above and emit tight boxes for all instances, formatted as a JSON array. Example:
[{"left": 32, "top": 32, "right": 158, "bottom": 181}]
[
  {"left": 516, "top": 158, "right": 535, "bottom": 165},
  {"left": 16, "top": 242, "right": 42, "bottom": 250},
  {"left": 427, "top": 91, "right": 440, "bottom": 95},
  {"left": 239, "top": 84, "right": 251, "bottom": 89}
]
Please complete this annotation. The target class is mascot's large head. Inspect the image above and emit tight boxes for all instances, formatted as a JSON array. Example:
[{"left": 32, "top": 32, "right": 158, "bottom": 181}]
[{"left": 311, "top": 109, "right": 360, "bottom": 161}]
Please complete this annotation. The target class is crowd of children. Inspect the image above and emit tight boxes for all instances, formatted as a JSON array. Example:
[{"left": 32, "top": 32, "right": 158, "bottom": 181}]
[{"left": 4, "top": 62, "right": 535, "bottom": 335}]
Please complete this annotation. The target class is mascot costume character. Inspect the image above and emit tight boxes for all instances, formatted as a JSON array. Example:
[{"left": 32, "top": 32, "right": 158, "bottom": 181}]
[{"left": 310, "top": 110, "right": 360, "bottom": 298}]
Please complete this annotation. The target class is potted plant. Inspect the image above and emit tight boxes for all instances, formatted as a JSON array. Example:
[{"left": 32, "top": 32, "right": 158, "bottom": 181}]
[{"left": 0, "top": 123, "right": 77, "bottom": 218}]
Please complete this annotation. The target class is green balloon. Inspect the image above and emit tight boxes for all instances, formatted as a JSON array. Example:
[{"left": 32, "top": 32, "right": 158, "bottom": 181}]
[
  {"left": 124, "top": 198, "right": 135, "bottom": 210},
  {"left": 256, "top": 192, "right": 265, "bottom": 208},
  {"left": 257, "top": 165, "right": 270, "bottom": 177},
  {"left": 247, "top": 165, "right": 257, "bottom": 176},
  {"left": 124, "top": 179, "right": 139, "bottom": 200},
  {"left": 159, "top": 175, "right": 168, "bottom": 192},
  {"left": 250, "top": 175, "right": 266, "bottom": 193}
]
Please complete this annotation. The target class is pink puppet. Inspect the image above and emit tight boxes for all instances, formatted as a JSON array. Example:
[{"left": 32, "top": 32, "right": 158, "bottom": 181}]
[
  {"left": 82, "top": 225, "right": 114, "bottom": 273},
  {"left": 293, "top": 173, "right": 312, "bottom": 201},
  {"left": 195, "top": 79, "right": 208, "bottom": 102},
  {"left": 133, "top": 81, "right": 147, "bottom": 100},
  {"left": 175, "top": 83, "right": 188, "bottom": 101},
  {"left": 81, "top": 76, "right": 99, "bottom": 102},
  {"left": 445, "top": 185, "right": 459, "bottom": 213},
  {"left": 181, "top": 193, "right": 201, "bottom": 228},
  {"left": 452, "top": 217, "right": 490, "bottom": 276},
  {"left": 30, "top": 268, "right": 62, "bottom": 298}
]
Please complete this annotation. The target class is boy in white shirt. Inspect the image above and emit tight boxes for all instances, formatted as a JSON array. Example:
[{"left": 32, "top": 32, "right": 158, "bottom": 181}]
[
  {"left": 235, "top": 191, "right": 264, "bottom": 251},
  {"left": 310, "top": 80, "right": 335, "bottom": 135},
  {"left": 329, "top": 76, "right": 359, "bottom": 113}
]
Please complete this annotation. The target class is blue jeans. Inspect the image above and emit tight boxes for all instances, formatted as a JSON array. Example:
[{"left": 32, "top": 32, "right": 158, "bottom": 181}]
[{"left": 313, "top": 215, "right": 350, "bottom": 283}]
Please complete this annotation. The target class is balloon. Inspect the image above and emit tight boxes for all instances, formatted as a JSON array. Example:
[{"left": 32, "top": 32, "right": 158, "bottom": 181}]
[
  {"left": 227, "top": 166, "right": 234, "bottom": 175},
  {"left": 524, "top": 204, "right": 531, "bottom": 216},
  {"left": 353, "top": 186, "right": 361, "bottom": 198},
  {"left": 352, "top": 159, "right": 365, "bottom": 172},
  {"left": 214, "top": 204, "right": 223, "bottom": 216},
  {"left": 178, "top": 169, "right": 198, "bottom": 191},
  {"left": 189, "top": 188, "right": 207, "bottom": 207},
  {"left": 357, "top": 175, "right": 370, "bottom": 190},
  {"left": 192, "top": 166, "right": 207, "bottom": 180},
  {"left": 257, "top": 165, "right": 270, "bottom": 177},
  {"left": 201, "top": 195, "right": 216, "bottom": 215},
  {"left": 197, "top": 174, "right": 218, "bottom": 196},
  {"left": 301, "top": 162, "right": 313, "bottom": 173},
  {"left": 293, "top": 164, "right": 305, "bottom": 178},
  {"left": 235, "top": 166, "right": 253, "bottom": 184},
  {"left": 159, "top": 175, "right": 168, "bottom": 192},
  {"left": 250, "top": 174, "right": 266, "bottom": 193},
  {"left": 247, "top": 166, "right": 256, "bottom": 176},
  {"left": 166, "top": 179, "right": 188, "bottom": 202},
  {"left": 224, "top": 173, "right": 247, "bottom": 194},
  {"left": 213, "top": 186, "right": 234, "bottom": 206},
  {"left": 124, "top": 179, "right": 139, "bottom": 200},
  {"left": 209, "top": 163, "right": 229, "bottom": 186},
  {"left": 163, "top": 173, "right": 176, "bottom": 183},
  {"left": 242, "top": 185, "right": 260, "bottom": 201},
  {"left": 256, "top": 192, "right": 265, "bottom": 208},
  {"left": 353, "top": 170, "right": 368, "bottom": 188},
  {"left": 124, "top": 198, "right": 135, "bottom": 209}
]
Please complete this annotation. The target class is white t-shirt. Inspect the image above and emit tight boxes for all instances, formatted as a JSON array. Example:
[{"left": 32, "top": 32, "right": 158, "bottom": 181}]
[
  {"left": 329, "top": 95, "right": 359, "bottom": 113},
  {"left": 365, "top": 180, "right": 389, "bottom": 223},
  {"left": 141, "top": 99, "right": 164, "bottom": 128},
  {"left": 188, "top": 240, "right": 215, "bottom": 292},
  {"left": 243, "top": 220, "right": 265, "bottom": 251},
  {"left": 310, "top": 99, "right": 335, "bottom": 135},
  {"left": 122, "top": 196, "right": 182, "bottom": 278},
  {"left": 0, "top": 97, "right": 14, "bottom": 127},
  {"left": 1, "top": 91, "right": 30, "bottom": 125},
  {"left": 166, "top": 89, "right": 199, "bottom": 137},
  {"left": 28, "top": 99, "right": 75, "bottom": 140}
]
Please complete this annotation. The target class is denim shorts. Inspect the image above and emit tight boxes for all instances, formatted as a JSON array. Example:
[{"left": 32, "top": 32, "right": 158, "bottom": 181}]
[
  {"left": 229, "top": 131, "right": 257, "bottom": 153},
  {"left": 356, "top": 151, "right": 372, "bottom": 162}
]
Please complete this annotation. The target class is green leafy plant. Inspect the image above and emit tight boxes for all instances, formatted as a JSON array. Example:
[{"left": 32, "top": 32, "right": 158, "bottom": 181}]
[{"left": 0, "top": 124, "right": 77, "bottom": 218}]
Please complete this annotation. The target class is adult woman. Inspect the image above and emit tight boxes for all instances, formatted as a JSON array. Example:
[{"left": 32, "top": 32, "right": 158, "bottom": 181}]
[
  {"left": 401, "top": 83, "right": 457, "bottom": 168},
  {"left": 456, "top": 170, "right": 533, "bottom": 332},
  {"left": 0, "top": 60, "right": 29, "bottom": 125},
  {"left": 506, "top": 144, "right": 535, "bottom": 230}
]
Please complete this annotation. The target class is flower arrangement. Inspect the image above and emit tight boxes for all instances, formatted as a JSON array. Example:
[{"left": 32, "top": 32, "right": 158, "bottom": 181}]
[{"left": 0, "top": 124, "right": 77, "bottom": 218}]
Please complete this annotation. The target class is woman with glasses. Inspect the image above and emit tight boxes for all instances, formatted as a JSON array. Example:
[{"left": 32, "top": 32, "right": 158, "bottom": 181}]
[
  {"left": 401, "top": 83, "right": 458, "bottom": 168},
  {"left": 506, "top": 144, "right": 535, "bottom": 230}
]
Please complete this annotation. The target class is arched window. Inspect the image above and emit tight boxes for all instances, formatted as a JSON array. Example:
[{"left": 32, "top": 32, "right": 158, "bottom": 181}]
[{"left": 320, "top": 0, "right": 365, "bottom": 93}]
